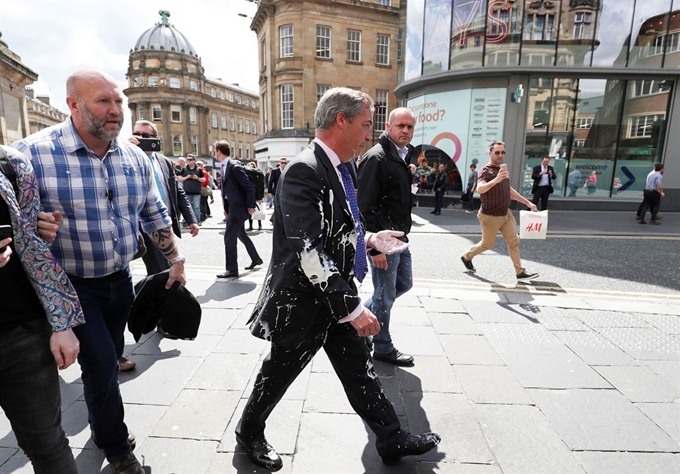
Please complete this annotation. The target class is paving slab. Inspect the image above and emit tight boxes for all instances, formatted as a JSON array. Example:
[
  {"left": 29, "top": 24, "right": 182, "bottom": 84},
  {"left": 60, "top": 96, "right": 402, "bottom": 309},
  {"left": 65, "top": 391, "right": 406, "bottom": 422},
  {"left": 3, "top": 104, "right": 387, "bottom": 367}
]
[
  {"left": 574, "top": 310, "right": 651, "bottom": 328},
  {"left": 430, "top": 287, "right": 507, "bottom": 303},
  {"left": 390, "top": 325, "right": 446, "bottom": 356},
  {"left": 304, "top": 371, "right": 355, "bottom": 414},
  {"left": 637, "top": 403, "right": 680, "bottom": 444},
  {"left": 461, "top": 300, "right": 539, "bottom": 324},
  {"left": 134, "top": 437, "right": 218, "bottom": 474},
  {"left": 597, "top": 327, "right": 680, "bottom": 360},
  {"left": 0, "top": 448, "right": 18, "bottom": 472},
  {"left": 416, "top": 462, "right": 503, "bottom": 473},
  {"left": 642, "top": 313, "right": 680, "bottom": 335},
  {"left": 593, "top": 365, "right": 680, "bottom": 402},
  {"left": 133, "top": 333, "right": 222, "bottom": 358},
  {"left": 439, "top": 335, "right": 505, "bottom": 366},
  {"left": 212, "top": 327, "right": 268, "bottom": 354},
  {"left": 575, "top": 451, "right": 680, "bottom": 474},
  {"left": 428, "top": 313, "right": 483, "bottom": 335},
  {"left": 197, "top": 307, "right": 240, "bottom": 335},
  {"left": 391, "top": 306, "right": 432, "bottom": 326},
  {"left": 478, "top": 321, "right": 558, "bottom": 343},
  {"left": 516, "top": 305, "right": 590, "bottom": 331},
  {"left": 186, "top": 353, "right": 261, "bottom": 391},
  {"left": 474, "top": 404, "right": 585, "bottom": 474},
  {"left": 553, "top": 330, "right": 639, "bottom": 366},
  {"left": 60, "top": 381, "right": 83, "bottom": 411},
  {"left": 421, "top": 297, "right": 468, "bottom": 314},
  {"left": 399, "top": 356, "right": 463, "bottom": 394},
  {"left": 454, "top": 365, "right": 533, "bottom": 404},
  {"left": 585, "top": 298, "right": 680, "bottom": 315},
  {"left": 207, "top": 452, "right": 293, "bottom": 473},
  {"left": 645, "top": 360, "right": 680, "bottom": 390},
  {"left": 528, "top": 388, "right": 680, "bottom": 452}
]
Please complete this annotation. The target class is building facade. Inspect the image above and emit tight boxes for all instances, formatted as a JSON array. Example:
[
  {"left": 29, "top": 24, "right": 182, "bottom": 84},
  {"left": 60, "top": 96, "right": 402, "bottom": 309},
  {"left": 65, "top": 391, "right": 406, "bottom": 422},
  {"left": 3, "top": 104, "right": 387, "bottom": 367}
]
[
  {"left": 25, "top": 88, "right": 68, "bottom": 135},
  {"left": 398, "top": 0, "right": 680, "bottom": 210},
  {"left": 249, "top": 0, "right": 404, "bottom": 167},
  {"left": 0, "top": 31, "right": 38, "bottom": 146},
  {"left": 124, "top": 10, "right": 260, "bottom": 167}
]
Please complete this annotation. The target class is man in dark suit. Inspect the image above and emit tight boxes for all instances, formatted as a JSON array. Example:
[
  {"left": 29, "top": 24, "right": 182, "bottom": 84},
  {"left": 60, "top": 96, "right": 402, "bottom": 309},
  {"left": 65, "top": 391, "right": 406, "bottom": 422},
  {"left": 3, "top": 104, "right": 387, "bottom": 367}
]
[
  {"left": 266, "top": 157, "right": 286, "bottom": 205},
  {"left": 531, "top": 156, "right": 555, "bottom": 211},
  {"left": 235, "top": 88, "right": 440, "bottom": 472},
  {"left": 214, "top": 141, "right": 262, "bottom": 279}
]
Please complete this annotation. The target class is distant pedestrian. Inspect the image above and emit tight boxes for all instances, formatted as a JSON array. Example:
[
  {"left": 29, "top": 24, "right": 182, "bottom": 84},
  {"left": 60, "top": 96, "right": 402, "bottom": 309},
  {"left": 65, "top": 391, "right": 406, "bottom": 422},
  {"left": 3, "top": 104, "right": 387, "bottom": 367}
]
[
  {"left": 585, "top": 171, "right": 597, "bottom": 195},
  {"left": 639, "top": 163, "right": 665, "bottom": 225},
  {"left": 179, "top": 154, "right": 206, "bottom": 224},
  {"left": 461, "top": 141, "right": 539, "bottom": 282},
  {"left": 531, "top": 156, "right": 555, "bottom": 210},
  {"left": 246, "top": 162, "right": 263, "bottom": 232},
  {"left": 430, "top": 164, "right": 447, "bottom": 215},
  {"left": 567, "top": 168, "right": 582, "bottom": 197},
  {"left": 465, "top": 164, "right": 478, "bottom": 213}
]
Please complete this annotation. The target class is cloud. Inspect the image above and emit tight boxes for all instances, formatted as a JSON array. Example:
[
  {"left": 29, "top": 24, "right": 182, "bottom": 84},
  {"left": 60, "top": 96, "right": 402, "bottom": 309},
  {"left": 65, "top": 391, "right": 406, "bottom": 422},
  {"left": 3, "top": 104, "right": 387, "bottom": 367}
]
[{"left": 1, "top": 0, "right": 259, "bottom": 120}]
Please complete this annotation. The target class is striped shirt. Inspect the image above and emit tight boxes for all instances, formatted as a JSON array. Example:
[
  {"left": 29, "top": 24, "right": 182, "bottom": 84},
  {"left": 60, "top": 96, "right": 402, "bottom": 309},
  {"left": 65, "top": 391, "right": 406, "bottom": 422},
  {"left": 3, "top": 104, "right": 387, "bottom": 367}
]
[
  {"left": 645, "top": 170, "right": 663, "bottom": 191},
  {"left": 479, "top": 164, "right": 511, "bottom": 216},
  {"left": 12, "top": 119, "right": 171, "bottom": 278}
]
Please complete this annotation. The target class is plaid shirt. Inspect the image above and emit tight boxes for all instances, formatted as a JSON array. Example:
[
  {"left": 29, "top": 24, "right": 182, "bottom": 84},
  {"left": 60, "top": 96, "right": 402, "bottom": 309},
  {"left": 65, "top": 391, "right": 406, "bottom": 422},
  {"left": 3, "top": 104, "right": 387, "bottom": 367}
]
[{"left": 12, "top": 119, "right": 171, "bottom": 278}]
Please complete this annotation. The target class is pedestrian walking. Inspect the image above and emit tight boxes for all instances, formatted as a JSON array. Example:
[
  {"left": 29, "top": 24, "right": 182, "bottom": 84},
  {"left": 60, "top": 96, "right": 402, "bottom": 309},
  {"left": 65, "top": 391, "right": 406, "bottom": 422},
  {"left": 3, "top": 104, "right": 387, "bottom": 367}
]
[
  {"left": 431, "top": 164, "right": 447, "bottom": 215},
  {"left": 639, "top": 163, "right": 665, "bottom": 225},
  {"left": 465, "top": 163, "right": 478, "bottom": 213},
  {"left": 531, "top": 156, "right": 555, "bottom": 210}
]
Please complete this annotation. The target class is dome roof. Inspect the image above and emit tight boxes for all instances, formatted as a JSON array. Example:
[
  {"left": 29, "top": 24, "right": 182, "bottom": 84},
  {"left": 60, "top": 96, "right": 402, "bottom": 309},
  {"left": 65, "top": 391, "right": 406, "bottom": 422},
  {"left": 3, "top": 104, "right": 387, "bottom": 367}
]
[{"left": 133, "top": 10, "right": 198, "bottom": 57}]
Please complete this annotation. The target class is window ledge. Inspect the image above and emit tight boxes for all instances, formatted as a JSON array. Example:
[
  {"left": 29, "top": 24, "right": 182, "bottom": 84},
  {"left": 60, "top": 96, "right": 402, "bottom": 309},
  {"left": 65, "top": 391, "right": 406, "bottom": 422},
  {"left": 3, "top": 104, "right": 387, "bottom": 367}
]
[{"left": 376, "top": 63, "right": 392, "bottom": 69}]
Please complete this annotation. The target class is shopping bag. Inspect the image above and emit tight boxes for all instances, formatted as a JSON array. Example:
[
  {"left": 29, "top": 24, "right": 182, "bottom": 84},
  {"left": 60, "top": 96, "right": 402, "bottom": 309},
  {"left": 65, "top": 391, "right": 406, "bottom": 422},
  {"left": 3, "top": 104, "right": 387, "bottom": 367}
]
[
  {"left": 519, "top": 210, "right": 548, "bottom": 240},
  {"left": 252, "top": 207, "right": 266, "bottom": 221}
]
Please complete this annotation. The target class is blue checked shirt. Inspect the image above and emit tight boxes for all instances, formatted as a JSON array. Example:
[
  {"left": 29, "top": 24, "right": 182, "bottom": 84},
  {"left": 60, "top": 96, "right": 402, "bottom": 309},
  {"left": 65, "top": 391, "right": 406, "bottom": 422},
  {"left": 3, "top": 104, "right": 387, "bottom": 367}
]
[
  {"left": 12, "top": 119, "right": 172, "bottom": 278},
  {"left": 645, "top": 170, "right": 663, "bottom": 191}
]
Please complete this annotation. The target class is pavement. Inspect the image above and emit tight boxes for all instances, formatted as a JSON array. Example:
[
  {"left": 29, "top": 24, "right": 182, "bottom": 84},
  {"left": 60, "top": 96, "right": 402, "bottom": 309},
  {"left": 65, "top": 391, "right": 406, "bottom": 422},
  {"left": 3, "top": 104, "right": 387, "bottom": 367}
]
[{"left": 1, "top": 203, "right": 679, "bottom": 473}]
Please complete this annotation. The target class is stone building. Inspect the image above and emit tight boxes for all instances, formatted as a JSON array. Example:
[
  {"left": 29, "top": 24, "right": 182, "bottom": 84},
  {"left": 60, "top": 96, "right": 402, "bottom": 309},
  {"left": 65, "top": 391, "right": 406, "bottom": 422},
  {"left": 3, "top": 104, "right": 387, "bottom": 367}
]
[
  {"left": 124, "top": 10, "right": 260, "bottom": 165},
  {"left": 248, "top": 0, "right": 404, "bottom": 167},
  {"left": 0, "top": 31, "right": 37, "bottom": 146},
  {"left": 25, "top": 87, "right": 68, "bottom": 135}
]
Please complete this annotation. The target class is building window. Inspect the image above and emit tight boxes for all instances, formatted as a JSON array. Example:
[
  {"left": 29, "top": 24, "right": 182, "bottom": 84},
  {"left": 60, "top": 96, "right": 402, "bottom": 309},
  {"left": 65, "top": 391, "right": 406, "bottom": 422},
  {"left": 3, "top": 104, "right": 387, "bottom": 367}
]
[
  {"left": 281, "top": 84, "right": 294, "bottom": 128},
  {"left": 189, "top": 107, "right": 197, "bottom": 124},
  {"left": 220, "top": 90, "right": 225, "bottom": 100},
  {"left": 374, "top": 89, "right": 388, "bottom": 131},
  {"left": 230, "top": 116, "right": 235, "bottom": 131},
  {"left": 221, "top": 114, "right": 227, "bottom": 129},
  {"left": 316, "top": 25, "right": 331, "bottom": 58},
  {"left": 634, "top": 80, "right": 665, "bottom": 97},
  {"left": 574, "top": 139, "right": 585, "bottom": 148},
  {"left": 212, "top": 112, "right": 218, "bottom": 128},
  {"left": 238, "top": 118, "right": 243, "bottom": 132},
  {"left": 261, "top": 39, "right": 266, "bottom": 69},
  {"left": 576, "top": 118, "right": 592, "bottom": 129},
  {"left": 252, "top": 121, "right": 257, "bottom": 135},
  {"left": 171, "top": 105, "right": 181, "bottom": 123},
  {"left": 376, "top": 34, "right": 390, "bottom": 65},
  {"left": 152, "top": 104, "right": 161, "bottom": 121},
  {"left": 237, "top": 96, "right": 242, "bottom": 105},
  {"left": 169, "top": 77, "right": 180, "bottom": 88},
  {"left": 573, "top": 12, "right": 591, "bottom": 40},
  {"left": 245, "top": 120, "right": 250, "bottom": 134},
  {"left": 172, "top": 134, "right": 183, "bottom": 154},
  {"left": 628, "top": 115, "right": 664, "bottom": 138},
  {"left": 137, "top": 105, "right": 145, "bottom": 120},
  {"left": 133, "top": 77, "right": 143, "bottom": 87},
  {"left": 191, "top": 135, "right": 198, "bottom": 155},
  {"left": 211, "top": 88, "right": 216, "bottom": 98},
  {"left": 190, "top": 80, "right": 198, "bottom": 91},
  {"left": 148, "top": 76, "right": 159, "bottom": 87},
  {"left": 280, "top": 24, "right": 294, "bottom": 58},
  {"left": 525, "top": 14, "right": 554, "bottom": 41},
  {"left": 316, "top": 84, "right": 330, "bottom": 101},
  {"left": 228, "top": 93, "right": 234, "bottom": 102},
  {"left": 378, "top": 0, "right": 391, "bottom": 5},
  {"left": 246, "top": 143, "right": 251, "bottom": 159},
  {"left": 244, "top": 98, "right": 250, "bottom": 107},
  {"left": 347, "top": 30, "right": 361, "bottom": 62},
  {"left": 239, "top": 142, "right": 243, "bottom": 158}
]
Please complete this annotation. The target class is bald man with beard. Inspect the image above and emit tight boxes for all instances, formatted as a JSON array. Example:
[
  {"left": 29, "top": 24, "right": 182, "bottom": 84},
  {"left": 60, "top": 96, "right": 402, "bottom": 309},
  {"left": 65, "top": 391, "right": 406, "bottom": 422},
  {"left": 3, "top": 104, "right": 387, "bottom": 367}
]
[{"left": 13, "top": 68, "right": 187, "bottom": 474}]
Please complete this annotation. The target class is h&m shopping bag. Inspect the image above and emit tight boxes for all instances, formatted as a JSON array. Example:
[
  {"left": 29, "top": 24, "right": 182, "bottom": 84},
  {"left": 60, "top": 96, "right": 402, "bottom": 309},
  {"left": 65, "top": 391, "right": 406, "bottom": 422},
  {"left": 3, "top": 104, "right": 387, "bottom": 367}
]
[{"left": 519, "top": 210, "right": 548, "bottom": 240}]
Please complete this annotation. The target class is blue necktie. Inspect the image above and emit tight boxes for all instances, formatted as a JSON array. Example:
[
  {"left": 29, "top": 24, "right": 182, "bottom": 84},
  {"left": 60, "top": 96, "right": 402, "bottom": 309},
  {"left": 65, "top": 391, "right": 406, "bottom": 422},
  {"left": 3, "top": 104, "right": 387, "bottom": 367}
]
[
  {"left": 338, "top": 164, "right": 367, "bottom": 282},
  {"left": 147, "top": 154, "right": 168, "bottom": 207}
]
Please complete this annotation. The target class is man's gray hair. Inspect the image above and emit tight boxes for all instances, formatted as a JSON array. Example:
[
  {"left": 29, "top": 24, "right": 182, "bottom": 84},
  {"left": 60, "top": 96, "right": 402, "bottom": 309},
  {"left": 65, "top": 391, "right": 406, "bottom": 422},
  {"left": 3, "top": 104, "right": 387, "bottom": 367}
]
[{"left": 315, "top": 87, "right": 374, "bottom": 132}]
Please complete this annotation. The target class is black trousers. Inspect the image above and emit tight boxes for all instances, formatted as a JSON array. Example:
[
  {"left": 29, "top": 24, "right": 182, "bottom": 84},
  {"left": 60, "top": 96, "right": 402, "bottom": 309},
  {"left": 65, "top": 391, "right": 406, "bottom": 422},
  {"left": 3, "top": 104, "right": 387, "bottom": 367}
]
[
  {"left": 237, "top": 320, "right": 403, "bottom": 456},
  {"left": 532, "top": 186, "right": 551, "bottom": 211},
  {"left": 224, "top": 211, "right": 260, "bottom": 271},
  {"left": 639, "top": 189, "right": 661, "bottom": 220}
]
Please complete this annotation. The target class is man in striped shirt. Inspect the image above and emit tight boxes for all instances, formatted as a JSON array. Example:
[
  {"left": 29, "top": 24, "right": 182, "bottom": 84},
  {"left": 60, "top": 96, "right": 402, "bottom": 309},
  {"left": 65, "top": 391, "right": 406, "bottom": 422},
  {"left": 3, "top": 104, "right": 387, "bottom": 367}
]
[{"left": 13, "top": 69, "right": 186, "bottom": 474}]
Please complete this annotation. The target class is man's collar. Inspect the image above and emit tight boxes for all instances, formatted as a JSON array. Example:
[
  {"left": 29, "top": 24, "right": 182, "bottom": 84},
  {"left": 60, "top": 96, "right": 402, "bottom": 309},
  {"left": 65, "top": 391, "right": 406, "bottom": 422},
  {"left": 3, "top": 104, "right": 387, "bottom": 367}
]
[{"left": 313, "top": 137, "right": 342, "bottom": 169}]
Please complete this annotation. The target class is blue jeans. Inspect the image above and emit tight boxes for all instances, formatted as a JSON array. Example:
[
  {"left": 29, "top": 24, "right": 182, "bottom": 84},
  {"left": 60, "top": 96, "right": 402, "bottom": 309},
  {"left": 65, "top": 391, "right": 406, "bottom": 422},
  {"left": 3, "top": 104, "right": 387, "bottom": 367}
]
[
  {"left": 0, "top": 319, "right": 77, "bottom": 474},
  {"left": 69, "top": 269, "right": 134, "bottom": 463},
  {"left": 187, "top": 193, "right": 201, "bottom": 223},
  {"left": 364, "top": 245, "right": 413, "bottom": 354},
  {"left": 434, "top": 190, "right": 444, "bottom": 213}
]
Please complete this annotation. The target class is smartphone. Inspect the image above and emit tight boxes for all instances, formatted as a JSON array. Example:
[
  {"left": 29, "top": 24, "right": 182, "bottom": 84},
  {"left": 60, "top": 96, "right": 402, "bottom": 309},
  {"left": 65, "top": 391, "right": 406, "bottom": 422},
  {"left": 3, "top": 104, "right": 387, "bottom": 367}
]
[
  {"left": 136, "top": 137, "right": 161, "bottom": 152},
  {"left": 500, "top": 164, "right": 507, "bottom": 171},
  {"left": 0, "top": 224, "right": 12, "bottom": 253}
]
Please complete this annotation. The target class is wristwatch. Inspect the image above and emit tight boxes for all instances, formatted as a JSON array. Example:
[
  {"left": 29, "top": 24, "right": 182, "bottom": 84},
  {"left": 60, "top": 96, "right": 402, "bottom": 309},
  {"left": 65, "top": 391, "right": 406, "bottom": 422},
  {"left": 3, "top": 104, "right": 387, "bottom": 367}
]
[{"left": 168, "top": 255, "right": 186, "bottom": 265}]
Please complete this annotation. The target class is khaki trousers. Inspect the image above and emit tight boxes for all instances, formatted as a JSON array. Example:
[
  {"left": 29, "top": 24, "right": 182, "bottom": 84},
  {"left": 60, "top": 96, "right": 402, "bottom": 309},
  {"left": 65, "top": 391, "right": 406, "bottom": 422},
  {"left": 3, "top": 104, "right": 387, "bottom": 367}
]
[{"left": 464, "top": 209, "right": 524, "bottom": 275}]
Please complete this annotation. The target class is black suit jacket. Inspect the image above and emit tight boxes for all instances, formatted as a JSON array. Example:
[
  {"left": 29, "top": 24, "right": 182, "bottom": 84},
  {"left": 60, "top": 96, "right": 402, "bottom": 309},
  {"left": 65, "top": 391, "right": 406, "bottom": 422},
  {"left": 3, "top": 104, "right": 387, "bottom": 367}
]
[
  {"left": 531, "top": 164, "right": 555, "bottom": 194},
  {"left": 221, "top": 158, "right": 255, "bottom": 217},
  {"left": 248, "top": 142, "right": 361, "bottom": 349},
  {"left": 154, "top": 153, "right": 197, "bottom": 236}
]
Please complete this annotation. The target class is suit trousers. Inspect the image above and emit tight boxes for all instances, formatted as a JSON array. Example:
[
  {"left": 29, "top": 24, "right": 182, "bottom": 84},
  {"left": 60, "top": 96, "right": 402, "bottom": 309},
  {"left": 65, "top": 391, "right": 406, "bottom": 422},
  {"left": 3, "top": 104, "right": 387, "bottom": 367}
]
[
  {"left": 237, "top": 320, "right": 403, "bottom": 455},
  {"left": 464, "top": 210, "right": 524, "bottom": 275},
  {"left": 224, "top": 211, "right": 261, "bottom": 272},
  {"left": 532, "top": 186, "right": 551, "bottom": 211},
  {"left": 639, "top": 189, "right": 661, "bottom": 221}
]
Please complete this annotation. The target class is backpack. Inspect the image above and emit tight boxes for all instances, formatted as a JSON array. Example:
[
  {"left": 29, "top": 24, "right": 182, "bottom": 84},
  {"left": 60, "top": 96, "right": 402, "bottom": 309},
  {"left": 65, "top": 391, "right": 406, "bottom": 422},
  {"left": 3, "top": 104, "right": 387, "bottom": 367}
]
[
  {"left": 244, "top": 167, "right": 265, "bottom": 201},
  {"left": 0, "top": 148, "right": 19, "bottom": 197}
]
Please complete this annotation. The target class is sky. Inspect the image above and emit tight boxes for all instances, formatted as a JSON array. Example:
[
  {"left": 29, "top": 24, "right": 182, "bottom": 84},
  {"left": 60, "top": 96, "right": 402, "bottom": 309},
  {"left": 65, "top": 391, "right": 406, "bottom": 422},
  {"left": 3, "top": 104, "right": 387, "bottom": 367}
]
[{"left": 1, "top": 0, "right": 260, "bottom": 131}]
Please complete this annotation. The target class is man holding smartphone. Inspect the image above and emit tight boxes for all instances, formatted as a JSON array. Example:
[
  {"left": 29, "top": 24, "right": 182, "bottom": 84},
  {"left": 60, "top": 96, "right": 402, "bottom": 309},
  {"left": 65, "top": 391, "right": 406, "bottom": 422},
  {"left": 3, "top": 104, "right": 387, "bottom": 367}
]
[
  {"left": 461, "top": 141, "right": 539, "bottom": 281},
  {"left": 178, "top": 154, "right": 205, "bottom": 225}
]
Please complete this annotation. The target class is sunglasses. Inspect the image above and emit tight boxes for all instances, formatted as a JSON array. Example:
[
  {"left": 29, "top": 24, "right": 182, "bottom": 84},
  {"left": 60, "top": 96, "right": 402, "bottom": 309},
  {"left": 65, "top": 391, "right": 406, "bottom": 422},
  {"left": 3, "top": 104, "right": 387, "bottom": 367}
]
[
  {"left": 132, "top": 132, "right": 157, "bottom": 138},
  {"left": 187, "top": 158, "right": 196, "bottom": 161},
  {"left": 493, "top": 151, "right": 507, "bottom": 155}
]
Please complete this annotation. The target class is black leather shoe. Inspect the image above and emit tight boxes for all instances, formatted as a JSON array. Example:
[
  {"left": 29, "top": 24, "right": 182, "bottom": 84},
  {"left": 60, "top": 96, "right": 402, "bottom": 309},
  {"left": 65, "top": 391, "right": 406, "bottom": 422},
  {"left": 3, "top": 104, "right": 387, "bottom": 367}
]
[
  {"left": 381, "top": 432, "right": 441, "bottom": 465},
  {"left": 109, "top": 452, "right": 144, "bottom": 474},
  {"left": 245, "top": 259, "right": 264, "bottom": 270},
  {"left": 217, "top": 271, "right": 239, "bottom": 279},
  {"left": 235, "top": 432, "right": 283, "bottom": 472},
  {"left": 373, "top": 349, "right": 414, "bottom": 367}
]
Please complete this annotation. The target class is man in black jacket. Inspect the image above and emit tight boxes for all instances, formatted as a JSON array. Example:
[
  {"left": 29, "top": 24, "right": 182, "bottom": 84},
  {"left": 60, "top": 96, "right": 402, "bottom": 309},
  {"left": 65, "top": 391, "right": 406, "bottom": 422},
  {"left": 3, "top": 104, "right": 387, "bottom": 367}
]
[
  {"left": 431, "top": 164, "right": 448, "bottom": 215},
  {"left": 357, "top": 107, "right": 416, "bottom": 367},
  {"left": 531, "top": 156, "right": 555, "bottom": 211}
]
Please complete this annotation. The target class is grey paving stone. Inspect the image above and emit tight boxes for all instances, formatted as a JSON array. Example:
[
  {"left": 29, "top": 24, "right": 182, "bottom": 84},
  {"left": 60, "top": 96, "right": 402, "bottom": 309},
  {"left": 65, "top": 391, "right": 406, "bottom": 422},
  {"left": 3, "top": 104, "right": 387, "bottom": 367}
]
[
  {"left": 121, "top": 403, "right": 166, "bottom": 450},
  {"left": 0, "top": 448, "right": 18, "bottom": 472},
  {"left": 454, "top": 365, "right": 533, "bottom": 404},
  {"left": 403, "top": 392, "right": 493, "bottom": 464},
  {"left": 503, "top": 293, "right": 593, "bottom": 309},
  {"left": 421, "top": 297, "right": 468, "bottom": 314},
  {"left": 304, "top": 372, "right": 354, "bottom": 414},
  {"left": 439, "top": 335, "right": 505, "bottom": 366},
  {"left": 478, "top": 322, "right": 558, "bottom": 343},
  {"left": 416, "top": 462, "right": 503, "bottom": 473},
  {"left": 399, "top": 356, "right": 463, "bottom": 394},
  {"left": 594, "top": 365, "right": 680, "bottom": 402},
  {"left": 516, "top": 305, "right": 590, "bottom": 331},
  {"left": 197, "top": 307, "right": 240, "bottom": 335},
  {"left": 186, "top": 353, "right": 261, "bottom": 391},
  {"left": 0, "top": 450, "right": 36, "bottom": 474},
  {"left": 492, "top": 340, "right": 610, "bottom": 389},
  {"left": 641, "top": 313, "right": 680, "bottom": 335},
  {"left": 528, "top": 388, "right": 680, "bottom": 452},
  {"left": 311, "top": 349, "right": 333, "bottom": 373},
  {"left": 153, "top": 389, "right": 241, "bottom": 440},
  {"left": 391, "top": 325, "right": 446, "bottom": 356},
  {"left": 575, "top": 310, "right": 650, "bottom": 328},
  {"left": 597, "top": 327, "right": 680, "bottom": 360},
  {"left": 645, "top": 360, "right": 680, "bottom": 391},
  {"left": 392, "top": 306, "right": 431, "bottom": 326},
  {"left": 219, "top": 399, "right": 302, "bottom": 455},
  {"left": 553, "top": 330, "right": 639, "bottom": 366},
  {"left": 431, "top": 287, "right": 506, "bottom": 303},
  {"left": 120, "top": 354, "right": 204, "bottom": 405},
  {"left": 393, "top": 294, "right": 425, "bottom": 307},
  {"left": 213, "top": 327, "right": 268, "bottom": 354},
  {"left": 133, "top": 437, "right": 218, "bottom": 473},
  {"left": 60, "top": 400, "right": 93, "bottom": 449},
  {"left": 575, "top": 451, "right": 680, "bottom": 474},
  {"left": 60, "top": 381, "right": 83, "bottom": 411},
  {"left": 207, "top": 452, "right": 293, "bottom": 473},
  {"left": 429, "top": 313, "right": 483, "bottom": 335},
  {"left": 197, "top": 279, "right": 259, "bottom": 310},
  {"left": 637, "top": 403, "right": 680, "bottom": 445},
  {"left": 460, "top": 301, "right": 535, "bottom": 323},
  {"left": 379, "top": 373, "right": 407, "bottom": 417},
  {"left": 474, "top": 404, "right": 585, "bottom": 474},
  {"left": 586, "top": 298, "right": 679, "bottom": 315},
  {"left": 133, "top": 333, "right": 222, "bottom": 358}
]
